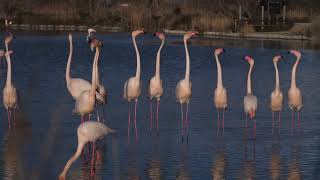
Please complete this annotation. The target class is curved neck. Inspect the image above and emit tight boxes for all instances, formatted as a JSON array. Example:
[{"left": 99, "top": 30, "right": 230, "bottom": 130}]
[
  {"left": 184, "top": 39, "right": 190, "bottom": 81},
  {"left": 59, "top": 142, "right": 85, "bottom": 178},
  {"left": 91, "top": 48, "right": 100, "bottom": 96},
  {"left": 215, "top": 54, "right": 223, "bottom": 87},
  {"left": 247, "top": 64, "right": 253, "bottom": 94},
  {"left": 5, "top": 52, "right": 12, "bottom": 86},
  {"left": 95, "top": 51, "right": 100, "bottom": 86},
  {"left": 291, "top": 56, "right": 300, "bottom": 88},
  {"left": 274, "top": 62, "right": 280, "bottom": 91},
  {"left": 155, "top": 40, "right": 164, "bottom": 79},
  {"left": 66, "top": 36, "right": 73, "bottom": 84},
  {"left": 133, "top": 36, "right": 141, "bottom": 79}
]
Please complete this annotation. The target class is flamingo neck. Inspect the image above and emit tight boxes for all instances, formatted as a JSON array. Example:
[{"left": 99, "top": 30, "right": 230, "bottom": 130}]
[
  {"left": 91, "top": 47, "right": 100, "bottom": 96},
  {"left": 184, "top": 39, "right": 190, "bottom": 81},
  {"left": 274, "top": 62, "right": 280, "bottom": 91},
  {"left": 291, "top": 56, "right": 300, "bottom": 88},
  {"left": 247, "top": 64, "right": 253, "bottom": 94},
  {"left": 5, "top": 51, "right": 12, "bottom": 86},
  {"left": 66, "top": 36, "right": 73, "bottom": 85},
  {"left": 133, "top": 36, "right": 141, "bottom": 79},
  {"left": 59, "top": 142, "right": 85, "bottom": 178},
  {"left": 215, "top": 54, "right": 223, "bottom": 88},
  {"left": 155, "top": 40, "right": 164, "bottom": 79}
]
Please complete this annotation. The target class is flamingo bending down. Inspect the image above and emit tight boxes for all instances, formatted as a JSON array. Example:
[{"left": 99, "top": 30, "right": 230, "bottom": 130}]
[
  {"left": 243, "top": 56, "right": 258, "bottom": 138},
  {"left": 270, "top": 55, "right": 283, "bottom": 134},
  {"left": 65, "top": 34, "right": 104, "bottom": 112},
  {"left": 124, "top": 30, "right": 144, "bottom": 143},
  {"left": 176, "top": 31, "right": 198, "bottom": 142},
  {"left": 149, "top": 32, "right": 165, "bottom": 133},
  {"left": 58, "top": 121, "right": 115, "bottom": 180},
  {"left": 3, "top": 35, "right": 18, "bottom": 128},
  {"left": 73, "top": 41, "right": 101, "bottom": 123},
  {"left": 213, "top": 48, "right": 227, "bottom": 135},
  {"left": 288, "top": 50, "right": 303, "bottom": 134}
]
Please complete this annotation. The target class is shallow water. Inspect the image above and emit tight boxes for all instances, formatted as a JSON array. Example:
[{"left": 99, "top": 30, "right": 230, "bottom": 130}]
[{"left": 0, "top": 32, "right": 319, "bottom": 179}]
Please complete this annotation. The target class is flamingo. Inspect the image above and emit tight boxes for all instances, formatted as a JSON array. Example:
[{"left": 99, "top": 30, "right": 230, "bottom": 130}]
[
  {"left": 123, "top": 29, "right": 144, "bottom": 143},
  {"left": 66, "top": 34, "right": 104, "bottom": 113},
  {"left": 58, "top": 121, "right": 115, "bottom": 180},
  {"left": 73, "top": 40, "right": 101, "bottom": 123},
  {"left": 213, "top": 48, "right": 227, "bottom": 135},
  {"left": 288, "top": 50, "right": 303, "bottom": 134},
  {"left": 148, "top": 32, "right": 165, "bottom": 133},
  {"left": 3, "top": 34, "right": 18, "bottom": 129},
  {"left": 243, "top": 56, "right": 258, "bottom": 139},
  {"left": 270, "top": 55, "right": 283, "bottom": 134},
  {"left": 176, "top": 31, "right": 198, "bottom": 142}
]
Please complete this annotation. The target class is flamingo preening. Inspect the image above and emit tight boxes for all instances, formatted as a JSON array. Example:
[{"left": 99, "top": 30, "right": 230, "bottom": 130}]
[
  {"left": 243, "top": 56, "right": 258, "bottom": 139},
  {"left": 73, "top": 40, "right": 101, "bottom": 123},
  {"left": 3, "top": 34, "right": 18, "bottom": 129},
  {"left": 288, "top": 50, "right": 303, "bottom": 134},
  {"left": 123, "top": 30, "right": 144, "bottom": 143},
  {"left": 58, "top": 121, "right": 115, "bottom": 180},
  {"left": 148, "top": 32, "right": 165, "bottom": 133},
  {"left": 66, "top": 34, "right": 104, "bottom": 107},
  {"left": 213, "top": 48, "right": 227, "bottom": 135},
  {"left": 176, "top": 31, "right": 198, "bottom": 142},
  {"left": 270, "top": 55, "right": 283, "bottom": 134}
]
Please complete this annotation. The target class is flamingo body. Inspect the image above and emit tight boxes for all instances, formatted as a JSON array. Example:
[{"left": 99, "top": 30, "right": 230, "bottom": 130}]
[
  {"left": 176, "top": 79, "right": 192, "bottom": 104},
  {"left": 270, "top": 91, "right": 283, "bottom": 112},
  {"left": 124, "top": 77, "right": 142, "bottom": 102},
  {"left": 288, "top": 88, "right": 302, "bottom": 111},
  {"left": 149, "top": 76, "right": 163, "bottom": 100},
  {"left": 214, "top": 86, "right": 227, "bottom": 109},
  {"left": 244, "top": 94, "right": 258, "bottom": 118}
]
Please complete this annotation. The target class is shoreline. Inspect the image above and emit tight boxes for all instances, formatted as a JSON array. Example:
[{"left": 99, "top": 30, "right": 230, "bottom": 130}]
[{"left": 6, "top": 24, "right": 312, "bottom": 41}]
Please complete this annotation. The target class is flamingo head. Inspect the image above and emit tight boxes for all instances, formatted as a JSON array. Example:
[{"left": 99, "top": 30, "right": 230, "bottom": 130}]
[
  {"left": 273, "top": 55, "right": 283, "bottom": 63},
  {"left": 89, "top": 39, "right": 103, "bottom": 51},
  {"left": 5, "top": 33, "right": 15, "bottom": 45},
  {"left": 132, "top": 29, "right": 145, "bottom": 37},
  {"left": 289, "top": 50, "right": 301, "bottom": 59},
  {"left": 87, "top": 28, "right": 96, "bottom": 42},
  {"left": 153, "top": 32, "right": 165, "bottom": 40},
  {"left": 184, "top": 31, "right": 198, "bottom": 40},
  {"left": 244, "top": 55, "right": 254, "bottom": 65},
  {"left": 214, "top": 48, "right": 225, "bottom": 56}
]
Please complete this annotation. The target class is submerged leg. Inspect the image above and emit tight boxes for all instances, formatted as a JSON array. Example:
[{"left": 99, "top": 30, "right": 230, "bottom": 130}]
[
  {"left": 7, "top": 109, "right": 11, "bottom": 129},
  {"left": 291, "top": 111, "right": 294, "bottom": 135},
  {"left": 156, "top": 100, "right": 160, "bottom": 133},
  {"left": 180, "top": 103, "right": 184, "bottom": 141},
  {"left": 127, "top": 102, "right": 131, "bottom": 144},
  {"left": 254, "top": 119, "right": 256, "bottom": 139},
  {"left": 134, "top": 99, "right": 138, "bottom": 142},
  {"left": 245, "top": 114, "right": 248, "bottom": 128},
  {"left": 298, "top": 111, "right": 301, "bottom": 134},
  {"left": 91, "top": 142, "right": 95, "bottom": 176},
  {"left": 278, "top": 112, "right": 281, "bottom": 134},
  {"left": 150, "top": 100, "right": 153, "bottom": 131},
  {"left": 13, "top": 108, "right": 16, "bottom": 127},
  {"left": 217, "top": 110, "right": 220, "bottom": 135},
  {"left": 272, "top": 112, "right": 274, "bottom": 135},
  {"left": 222, "top": 110, "right": 225, "bottom": 135},
  {"left": 186, "top": 102, "right": 189, "bottom": 135}
]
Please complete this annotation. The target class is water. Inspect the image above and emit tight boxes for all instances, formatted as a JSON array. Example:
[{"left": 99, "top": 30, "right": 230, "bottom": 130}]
[{"left": 0, "top": 32, "right": 319, "bottom": 179}]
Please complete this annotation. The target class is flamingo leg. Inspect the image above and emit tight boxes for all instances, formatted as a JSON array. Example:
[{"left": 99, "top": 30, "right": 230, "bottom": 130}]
[
  {"left": 291, "top": 111, "right": 294, "bottom": 135},
  {"left": 134, "top": 99, "right": 138, "bottom": 142},
  {"left": 156, "top": 100, "right": 160, "bottom": 133},
  {"left": 7, "top": 109, "right": 11, "bottom": 129},
  {"left": 278, "top": 112, "right": 281, "bottom": 134},
  {"left": 91, "top": 142, "right": 95, "bottom": 176},
  {"left": 217, "top": 110, "right": 220, "bottom": 135},
  {"left": 253, "top": 119, "right": 256, "bottom": 139},
  {"left": 222, "top": 110, "right": 225, "bottom": 135},
  {"left": 127, "top": 102, "right": 131, "bottom": 144},
  {"left": 150, "top": 100, "right": 153, "bottom": 131},
  {"left": 298, "top": 111, "right": 301, "bottom": 134},
  {"left": 13, "top": 108, "right": 16, "bottom": 127},
  {"left": 245, "top": 114, "right": 248, "bottom": 129},
  {"left": 272, "top": 112, "right": 274, "bottom": 135},
  {"left": 180, "top": 103, "right": 184, "bottom": 141},
  {"left": 186, "top": 102, "right": 189, "bottom": 136}
]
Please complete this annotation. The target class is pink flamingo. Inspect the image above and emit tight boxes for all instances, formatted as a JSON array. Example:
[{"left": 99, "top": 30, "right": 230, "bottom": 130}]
[
  {"left": 148, "top": 32, "right": 165, "bottom": 133},
  {"left": 288, "top": 50, "right": 303, "bottom": 134},
  {"left": 176, "top": 31, "right": 198, "bottom": 142}
]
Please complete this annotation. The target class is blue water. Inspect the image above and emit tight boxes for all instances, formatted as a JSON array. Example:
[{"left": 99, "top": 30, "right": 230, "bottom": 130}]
[{"left": 0, "top": 32, "right": 319, "bottom": 179}]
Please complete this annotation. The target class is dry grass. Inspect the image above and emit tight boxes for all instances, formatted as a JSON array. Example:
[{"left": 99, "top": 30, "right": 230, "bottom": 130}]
[
  {"left": 192, "top": 13, "right": 233, "bottom": 32},
  {"left": 287, "top": 8, "right": 310, "bottom": 21},
  {"left": 240, "top": 23, "right": 255, "bottom": 34}
]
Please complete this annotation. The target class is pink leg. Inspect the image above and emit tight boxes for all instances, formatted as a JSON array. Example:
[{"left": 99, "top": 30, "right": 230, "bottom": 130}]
[
  {"left": 13, "top": 108, "right": 16, "bottom": 127},
  {"left": 278, "top": 112, "right": 281, "bottom": 134},
  {"left": 298, "top": 111, "right": 301, "bottom": 134},
  {"left": 150, "top": 101, "right": 153, "bottom": 130},
  {"left": 134, "top": 100, "right": 138, "bottom": 142},
  {"left": 180, "top": 104, "right": 184, "bottom": 138},
  {"left": 186, "top": 103, "right": 189, "bottom": 135},
  {"left": 245, "top": 114, "right": 248, "bottom": 128},
  {"left": 127, "top": 102, "right": 131, "bottom": 144},
  {"left": 222, "top": 110, "right": 225, "bottom": 135},
  {"left": 272, "top": 112, "right": 274, "bottom": 135},
  {"left": 91, "top": 142, "right": 95, "bottom": 176},
  {"left": 254, "top": 119, "right": 256, "bottom": 139},
  {"left": 7, "top": 109, "right": 11, "bottom": 129},
  {"left": 217, "top": 110, "right": 220, "bottom": 135},
  {"left": 156, "top": 100, "right": 159, "bottom": 132},
  {"left": 291, "top": 111, "right": 294, "bottom": 135}
]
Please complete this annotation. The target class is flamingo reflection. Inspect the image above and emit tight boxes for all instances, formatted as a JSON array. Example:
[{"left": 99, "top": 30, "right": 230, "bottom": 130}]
[
  {"left": 146, "top": 135, "right": 162, "bottom": 180},
  {"left": 176, "top": 144, "right": 191, "bottom": 180},
  {"left": 211, "top": 139, "right": 228, "bottom": 180},
  {"left": 269, "top": 141, "right": 282, "bottom": 180}
]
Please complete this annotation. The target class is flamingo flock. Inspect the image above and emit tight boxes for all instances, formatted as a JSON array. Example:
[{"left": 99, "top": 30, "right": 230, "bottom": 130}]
[{"left": 0, "top": 25, "right": 304, "bottom": 179}]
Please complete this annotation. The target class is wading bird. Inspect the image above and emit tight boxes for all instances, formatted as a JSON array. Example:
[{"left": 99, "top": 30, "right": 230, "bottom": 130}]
[
  {"left": 288, "top": 50, "right": 302, "bottom": 134},
  {"left": 270, "top": 55, "right": 283, "bottom": 134},
  {"left": 58, "top": 121, "right": 115, "bottom": 179},
  {"left": 148, "top": 32, "right": 165, "bottom": 133},
  {"left": 176, "top": 31, "right": 198, "bottom": 142},
  {"left": 243, "top": 56, "right": 258, "bottom": 139},
  {"left": 124, "top": 30, "right": 144, "bottom": 143},
  {"left": 213, "top": 48, "right": 227, "bottom": 135}
]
